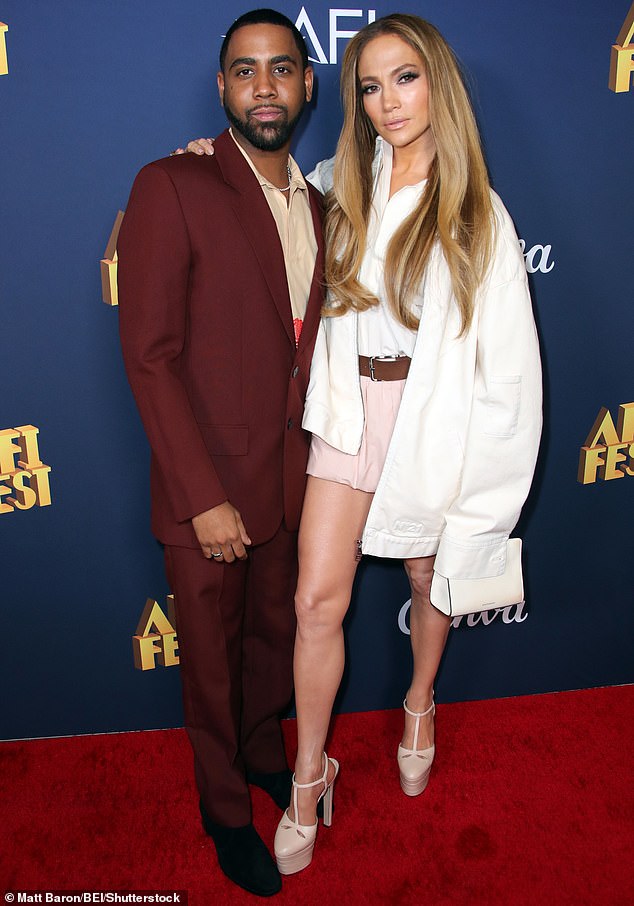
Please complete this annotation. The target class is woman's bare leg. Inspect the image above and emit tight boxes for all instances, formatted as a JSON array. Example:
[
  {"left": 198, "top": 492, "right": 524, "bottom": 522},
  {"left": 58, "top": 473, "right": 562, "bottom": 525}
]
[
  {"left": 402, "top": 556, "right": 450, "bottom": 749},
  {"left": 290, "top": 476, "right": 374, "bottom": 822}
]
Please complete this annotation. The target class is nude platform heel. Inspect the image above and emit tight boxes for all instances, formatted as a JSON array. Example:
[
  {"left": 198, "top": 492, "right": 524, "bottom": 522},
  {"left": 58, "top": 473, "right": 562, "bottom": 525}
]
[
  {"left": 274, "top": 753, "right": 339, "bottom": 875},
  {"left": 397, "top": 697, "right": 435, "bottom": 796}
]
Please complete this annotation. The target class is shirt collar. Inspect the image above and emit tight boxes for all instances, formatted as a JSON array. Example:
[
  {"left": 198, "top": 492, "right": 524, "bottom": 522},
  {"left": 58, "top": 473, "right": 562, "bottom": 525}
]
[
  {"left": 377, "top": 136, "right": 427, "bottom": 197},
  {"left": 229, "top": 128, "right": 307, "bottom": 192}
]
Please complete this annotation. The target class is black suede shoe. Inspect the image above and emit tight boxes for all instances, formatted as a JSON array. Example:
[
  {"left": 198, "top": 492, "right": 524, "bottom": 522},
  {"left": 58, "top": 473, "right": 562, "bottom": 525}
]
[
  {"left": 199, "top": 802, "right": 281, "bottom": 897},
  {"left": 246, "top": 768, "right": 326, "bottom": 818},
  {"left": 246, "top": 768, "right": 293, "bottom": 810}
]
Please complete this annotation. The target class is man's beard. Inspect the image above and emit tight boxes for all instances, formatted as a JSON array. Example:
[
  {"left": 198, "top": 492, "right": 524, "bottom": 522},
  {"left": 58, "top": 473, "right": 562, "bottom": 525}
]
[{"left": 223, "top": 97, "right": 304, "bottom": 151}]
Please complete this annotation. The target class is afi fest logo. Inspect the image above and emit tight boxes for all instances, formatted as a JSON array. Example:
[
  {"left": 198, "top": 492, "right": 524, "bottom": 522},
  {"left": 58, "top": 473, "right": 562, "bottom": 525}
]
[
  {"left": 609, "top": 1, "right": 634, "bottom": 92},
  {"left": 296, "top": 7, "right": 375, "bottom": 64},
  {"left": 133, "top": 596, "right": 180, "bottom": 670},
  {"left": 578, "top": 402, "right": 634, "bottom": 484},
  {"left": 0, "top": 426, "right": 52, "bottom": 514}
]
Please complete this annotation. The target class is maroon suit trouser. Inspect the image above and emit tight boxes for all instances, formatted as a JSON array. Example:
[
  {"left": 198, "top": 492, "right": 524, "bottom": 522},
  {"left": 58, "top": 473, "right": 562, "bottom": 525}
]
[{"left": 164, "top": 522, "right": 297, "bottom": 826}]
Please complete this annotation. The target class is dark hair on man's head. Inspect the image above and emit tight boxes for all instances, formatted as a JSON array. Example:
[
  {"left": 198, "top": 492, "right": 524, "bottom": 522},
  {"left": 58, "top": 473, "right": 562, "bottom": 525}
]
[{"left": 219, "top": 8, "right": 309, "bottom": 71}]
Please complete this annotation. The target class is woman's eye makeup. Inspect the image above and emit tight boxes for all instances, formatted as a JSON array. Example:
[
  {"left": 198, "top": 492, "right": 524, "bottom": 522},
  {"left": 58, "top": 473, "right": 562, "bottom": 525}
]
[{"left": 361, "top": 70, "right": 420, "bottom": 93}]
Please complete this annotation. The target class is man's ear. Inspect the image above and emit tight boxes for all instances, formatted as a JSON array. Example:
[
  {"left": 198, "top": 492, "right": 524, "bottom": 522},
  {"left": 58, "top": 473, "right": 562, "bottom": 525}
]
[
  {"left": 217, "top": 70, "right": 225, "bottom": 106},
  {"left": 304, "top": 66, "right": 314, "bottom": 103}
]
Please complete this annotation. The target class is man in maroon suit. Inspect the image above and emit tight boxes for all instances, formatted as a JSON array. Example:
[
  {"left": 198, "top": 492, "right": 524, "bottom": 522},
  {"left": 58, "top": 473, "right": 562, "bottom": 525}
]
[{"left": 117, "top": 9, "right": 324, "bottom": 897}]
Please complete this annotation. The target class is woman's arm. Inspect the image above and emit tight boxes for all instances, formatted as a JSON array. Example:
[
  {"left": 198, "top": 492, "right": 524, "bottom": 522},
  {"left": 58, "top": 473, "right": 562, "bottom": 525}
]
[{"left": 434, "top": 203, "right": 543, "bottom": 580}]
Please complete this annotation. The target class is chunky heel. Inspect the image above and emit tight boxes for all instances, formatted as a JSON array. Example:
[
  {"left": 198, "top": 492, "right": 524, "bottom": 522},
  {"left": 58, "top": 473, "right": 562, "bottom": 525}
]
[
  {"left": 274, "top": 753, "right": 339, "bottom": 875},
  {"left": 321, "top": 774, "right": 336, "bottom": 827},
  {"left": 397, "top": 696, "right": 435, "bottom": 797}
]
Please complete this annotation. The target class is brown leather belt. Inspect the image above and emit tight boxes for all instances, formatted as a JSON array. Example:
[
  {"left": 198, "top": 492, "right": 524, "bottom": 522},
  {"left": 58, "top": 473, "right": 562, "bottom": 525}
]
[{"left": 358, "top": 354, "right": 411, "bottom": 381}]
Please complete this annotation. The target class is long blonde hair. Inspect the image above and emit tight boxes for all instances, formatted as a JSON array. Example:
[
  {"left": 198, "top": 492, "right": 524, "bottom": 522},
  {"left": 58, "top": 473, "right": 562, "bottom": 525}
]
[{"left": 325, "top": 14, "right": 494, "bottom": 335}]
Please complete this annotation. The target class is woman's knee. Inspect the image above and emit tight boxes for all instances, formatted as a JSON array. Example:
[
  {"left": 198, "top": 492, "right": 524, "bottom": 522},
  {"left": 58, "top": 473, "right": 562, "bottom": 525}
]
[{"left": 294, "top": 583, "right": 345, "bottom": 638}]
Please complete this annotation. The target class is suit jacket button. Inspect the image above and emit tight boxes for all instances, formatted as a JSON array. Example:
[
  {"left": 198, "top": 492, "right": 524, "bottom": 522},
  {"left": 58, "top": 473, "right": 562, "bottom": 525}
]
[
  {"left": 292, "top": 366, "right": 299, "bottom": 378},
  {"left": 287, "top": 418, "right": 294, "bottom": 429}
]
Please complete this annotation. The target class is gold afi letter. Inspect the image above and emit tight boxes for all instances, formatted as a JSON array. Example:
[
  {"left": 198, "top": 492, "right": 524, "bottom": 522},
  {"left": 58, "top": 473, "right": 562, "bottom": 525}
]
[
  {"left": 0, "top": 23, "right": 8, "bottom": 76},
  {"left": 583, "top": 407, "right": 620, "bottom": 448},
  {"left": 101, "top": 211, "right": 125, "bottom": 306},
  {"left": 617, "top": 402, "right": 634, "bottom": 442},
  {"left": 0, "top": 425, "right": 52, "bottom": 513},
  {"left": 132, "top": 595, "right": 180, "bottom": 670},
  {"left": 609, "top": 1, "right": 634, "bottom": 92},
  {"left": 578, "top": 403, "right": 634, "bottom": 483}
]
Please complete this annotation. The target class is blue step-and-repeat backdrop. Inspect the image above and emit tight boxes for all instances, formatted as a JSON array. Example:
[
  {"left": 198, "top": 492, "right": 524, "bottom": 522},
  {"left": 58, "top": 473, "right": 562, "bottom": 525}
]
[{"left": 1, "top": 1, "right": 633, "bottom": 740}]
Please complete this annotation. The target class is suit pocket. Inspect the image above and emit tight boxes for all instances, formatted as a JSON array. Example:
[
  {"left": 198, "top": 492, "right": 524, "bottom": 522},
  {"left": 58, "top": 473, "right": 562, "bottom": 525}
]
[
  {"left": 198, "top": 424, "right": 249, "bottom": 455},
  {"left": 484, "top": 376, "right": 521, "bottom": 437}
]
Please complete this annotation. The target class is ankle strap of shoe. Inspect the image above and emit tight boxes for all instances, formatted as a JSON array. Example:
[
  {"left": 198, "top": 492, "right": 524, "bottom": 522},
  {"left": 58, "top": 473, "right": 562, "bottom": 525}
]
[
  {"left": 403, "top": 697, "right": 435, "bottom": 719},
  {"left": 291, "top": 752, "right": 329, "bottom": 790},
  {"left": 290, "top": 753, "right": 329, "bottom": 820}
]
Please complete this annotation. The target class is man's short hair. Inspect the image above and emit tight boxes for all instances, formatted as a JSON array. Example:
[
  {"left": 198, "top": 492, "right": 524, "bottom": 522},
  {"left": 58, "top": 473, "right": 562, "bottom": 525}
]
[{"left": 219, "top": 8, "right": 309, "bottom": 71}]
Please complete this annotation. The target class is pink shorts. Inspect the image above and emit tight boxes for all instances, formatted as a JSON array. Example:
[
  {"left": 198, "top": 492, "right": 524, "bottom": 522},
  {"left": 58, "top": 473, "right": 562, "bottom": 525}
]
[{"left": 306, "top": 376, "right": 406, "bottom": 493}]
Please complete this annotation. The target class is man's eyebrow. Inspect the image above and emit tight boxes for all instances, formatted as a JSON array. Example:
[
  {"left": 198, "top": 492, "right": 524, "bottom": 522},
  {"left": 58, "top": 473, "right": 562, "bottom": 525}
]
[{"left": 229, "top": 56, "right": 257, "bottom": 69}]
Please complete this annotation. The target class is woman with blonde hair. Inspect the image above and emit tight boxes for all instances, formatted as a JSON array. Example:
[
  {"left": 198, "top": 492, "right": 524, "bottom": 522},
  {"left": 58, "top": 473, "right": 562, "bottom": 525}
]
[
  {"left": 181, "top": 12, "right": 542, "bottom": 876},
  {"left": 273, "top": 12, "right": 541, "bottom": 874}
]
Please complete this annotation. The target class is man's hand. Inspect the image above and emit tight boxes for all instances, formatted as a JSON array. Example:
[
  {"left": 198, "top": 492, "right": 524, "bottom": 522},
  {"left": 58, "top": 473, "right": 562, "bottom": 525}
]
[
  {"left": 171, "top": 138, "right": 216, "bottom": 156},
  {"left": 192, "top": 501, "right": 251, "bottom": 562}
]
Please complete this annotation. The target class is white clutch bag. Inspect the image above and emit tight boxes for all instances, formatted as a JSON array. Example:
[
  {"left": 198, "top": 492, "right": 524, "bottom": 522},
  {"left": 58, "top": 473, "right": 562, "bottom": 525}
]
[{"left": 430, "top": 539, "right": 524, "bottom": 617}]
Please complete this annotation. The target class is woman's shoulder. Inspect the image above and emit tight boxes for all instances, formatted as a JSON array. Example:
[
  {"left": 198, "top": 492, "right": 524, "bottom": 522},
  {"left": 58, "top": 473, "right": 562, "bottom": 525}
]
[
  {"left": 486, "top": 188, "right": 527, "bottom": 283},
  {"left": 306, "top": 156, "right": 336, "bottom": 193},
  {"left": 305, "top": 138, "right": 383, "bottom": 194},
  {"left": 489, "top": 188, "right": 516, "bottom": 231}
]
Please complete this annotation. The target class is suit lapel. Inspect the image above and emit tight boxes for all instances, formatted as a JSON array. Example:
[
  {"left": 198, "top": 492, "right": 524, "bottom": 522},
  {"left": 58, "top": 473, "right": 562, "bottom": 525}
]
[
  {"left": 214, "top": 131, "right": 295, "bottom": 347},
  {"left": 297, "top": 186, "right": 325, "bottom": 357}
]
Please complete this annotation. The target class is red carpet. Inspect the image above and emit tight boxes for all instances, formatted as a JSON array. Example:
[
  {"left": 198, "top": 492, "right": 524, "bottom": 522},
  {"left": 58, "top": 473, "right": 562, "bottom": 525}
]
[{"left": 2, "top": 687, "right": 633, "bottom": 905}]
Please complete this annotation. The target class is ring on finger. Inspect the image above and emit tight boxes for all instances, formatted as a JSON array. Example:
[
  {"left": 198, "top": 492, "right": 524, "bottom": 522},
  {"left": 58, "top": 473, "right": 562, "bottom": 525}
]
[{"left": 211, "top": 551, "right": 223, "bottom": 559}]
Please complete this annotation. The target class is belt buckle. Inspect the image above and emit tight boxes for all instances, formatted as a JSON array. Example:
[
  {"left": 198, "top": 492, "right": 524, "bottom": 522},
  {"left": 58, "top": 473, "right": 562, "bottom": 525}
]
[{"left": 368, "top": 354, "right": 399, "bottom": 382}]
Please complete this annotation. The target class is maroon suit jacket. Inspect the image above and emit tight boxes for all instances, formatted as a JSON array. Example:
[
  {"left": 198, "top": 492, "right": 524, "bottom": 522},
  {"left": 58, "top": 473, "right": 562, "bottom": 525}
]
[{"left": 118, "top": 130, "right": 325, "bottom": 548}]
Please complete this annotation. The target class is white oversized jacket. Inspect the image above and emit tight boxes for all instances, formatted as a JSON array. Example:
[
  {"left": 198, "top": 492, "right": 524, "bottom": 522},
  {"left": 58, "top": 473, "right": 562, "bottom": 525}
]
[{"left": 304, "top": 147, "right": 542, "bottom": 579}]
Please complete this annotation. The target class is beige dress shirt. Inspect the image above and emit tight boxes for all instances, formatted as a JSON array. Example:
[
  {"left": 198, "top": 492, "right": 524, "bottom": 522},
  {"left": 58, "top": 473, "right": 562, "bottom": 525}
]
[{"left": 230, "top": 129, "right": 317, "bottom": 345}]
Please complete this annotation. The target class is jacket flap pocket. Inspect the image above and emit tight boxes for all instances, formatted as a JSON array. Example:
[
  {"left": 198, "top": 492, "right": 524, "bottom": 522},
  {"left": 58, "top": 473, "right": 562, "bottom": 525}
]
[{"left": 199, "top": 424, "right": 249, "bottom": 456}]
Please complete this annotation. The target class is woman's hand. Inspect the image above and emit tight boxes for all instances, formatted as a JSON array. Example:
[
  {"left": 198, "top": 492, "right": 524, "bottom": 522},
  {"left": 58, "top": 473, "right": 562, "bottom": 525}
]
[{"left": 170, "top": 138, "right": 216, "bottom": 156}]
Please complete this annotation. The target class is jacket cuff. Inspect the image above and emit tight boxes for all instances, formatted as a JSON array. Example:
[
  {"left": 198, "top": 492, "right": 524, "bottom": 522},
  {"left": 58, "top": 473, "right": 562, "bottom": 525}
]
[{"left": 434, "top": 534, "right": 508, "bottom": 579}]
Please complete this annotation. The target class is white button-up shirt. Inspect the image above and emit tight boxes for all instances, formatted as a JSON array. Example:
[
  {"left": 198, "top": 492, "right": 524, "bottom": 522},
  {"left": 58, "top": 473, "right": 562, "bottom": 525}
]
[{"left": 357, "top": 141, "right": 427, "bottom": 357}]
